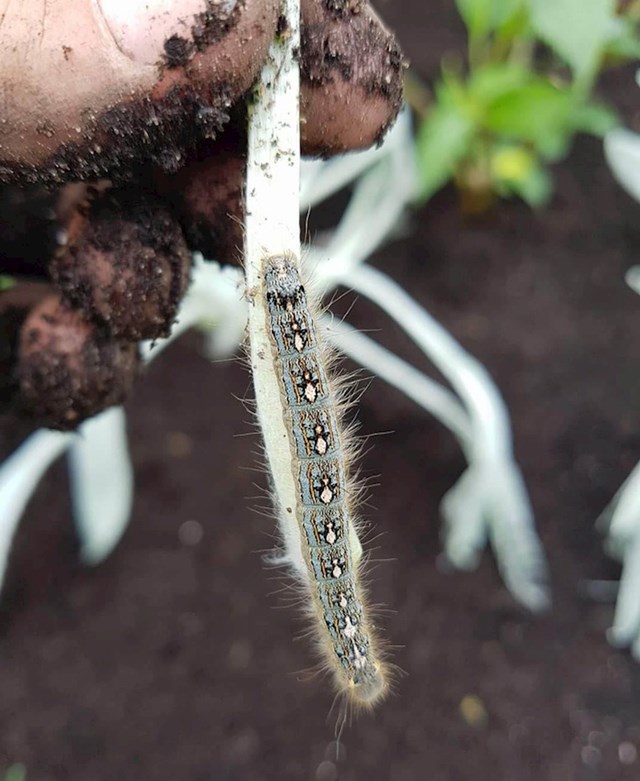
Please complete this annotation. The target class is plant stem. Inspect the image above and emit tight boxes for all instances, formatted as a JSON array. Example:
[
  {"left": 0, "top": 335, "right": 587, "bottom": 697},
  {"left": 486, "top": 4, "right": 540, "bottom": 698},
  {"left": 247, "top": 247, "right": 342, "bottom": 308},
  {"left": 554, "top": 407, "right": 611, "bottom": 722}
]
[
  {"left": 242, "top": 0, "right": 305, "bottom": 577},
  {"left": 339, "top": 264, "right": 513, "bottom": 458},
  {"left": 323, "top": 316, "right": 472, "bottom": 446},
  {"left": 244, "top": 0, "right": 301, "bottom": 283}
]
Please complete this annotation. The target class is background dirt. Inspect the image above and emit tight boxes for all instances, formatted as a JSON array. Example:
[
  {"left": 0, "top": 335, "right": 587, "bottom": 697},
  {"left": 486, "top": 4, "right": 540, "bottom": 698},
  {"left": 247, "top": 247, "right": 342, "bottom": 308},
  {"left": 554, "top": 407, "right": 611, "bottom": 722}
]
[{"left": 2, "top": 2, "right": 640, "bottom": 780}]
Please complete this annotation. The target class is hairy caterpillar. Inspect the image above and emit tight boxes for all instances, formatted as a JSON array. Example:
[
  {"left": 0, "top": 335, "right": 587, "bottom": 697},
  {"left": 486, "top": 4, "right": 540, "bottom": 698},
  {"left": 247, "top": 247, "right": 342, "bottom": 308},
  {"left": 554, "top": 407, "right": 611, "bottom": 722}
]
[{"left": 248, "top": 253, "right": 388, "bottom": 708}]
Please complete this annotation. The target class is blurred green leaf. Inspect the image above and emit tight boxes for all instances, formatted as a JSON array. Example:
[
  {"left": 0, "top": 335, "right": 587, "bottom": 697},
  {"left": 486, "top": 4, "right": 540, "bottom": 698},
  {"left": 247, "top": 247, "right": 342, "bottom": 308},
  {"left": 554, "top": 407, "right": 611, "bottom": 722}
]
[
  {"left": 529, "top": 0, "right": 616, "bottom": 85},
  {"left": 484, "top": 79, "right": 573, "bottom": 153},
  {"left": 439, "top": 66, "right": 471, "bottom": 108},
  {"left": 484, "top": 77, "right": 618, "bottom": 155},
  {"left": 416, "top": 98, "right": 476, "bottom": 201},
  {"left": 572, "top": 101, "right": 619, "bottom": 136},
  {"left": 0, "top": 275, "right": 15, "bottom": 291},
  {"left": 456, "top": 0, "right": 525, "bottom": 39},
  {"left": 495, "top": 3, "right": 531, "bottom": 41},
  {"left": 417, "top": 0, "right": 626, "bottom": 211},
  {"left": 603, "top": 17, "right": 640, "bottom": 60},
  {"left": 4, "top": 765, "right": 26, "bottom": 781},
  {"left": 491, "top": 144, "right": 535, "bottom": 180},
  {"left": 508, "top": 164, "right": 553, "bottom": 207},
  {"left": 490, "top": 145, "right": 552, "bottom": 206},
  {"left": 605, "top": 33, "right": 640, "bottom": 60},
  {"left": 468, "top": 62, "right": 531, "bottom": 102}
]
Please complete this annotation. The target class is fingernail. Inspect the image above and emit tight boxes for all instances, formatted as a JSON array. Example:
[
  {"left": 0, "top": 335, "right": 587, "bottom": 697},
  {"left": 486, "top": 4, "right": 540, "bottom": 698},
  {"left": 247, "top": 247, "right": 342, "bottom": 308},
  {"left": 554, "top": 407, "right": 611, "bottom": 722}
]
[{"left": 96, "top": 0, "right": 237, "bottom": 66}]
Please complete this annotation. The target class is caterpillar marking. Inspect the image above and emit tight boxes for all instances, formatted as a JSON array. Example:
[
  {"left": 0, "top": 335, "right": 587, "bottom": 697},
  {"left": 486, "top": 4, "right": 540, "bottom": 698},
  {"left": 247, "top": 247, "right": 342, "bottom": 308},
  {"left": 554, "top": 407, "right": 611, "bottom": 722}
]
[{"left": 256, "top": 254, "right": 388, "bottom": 708}]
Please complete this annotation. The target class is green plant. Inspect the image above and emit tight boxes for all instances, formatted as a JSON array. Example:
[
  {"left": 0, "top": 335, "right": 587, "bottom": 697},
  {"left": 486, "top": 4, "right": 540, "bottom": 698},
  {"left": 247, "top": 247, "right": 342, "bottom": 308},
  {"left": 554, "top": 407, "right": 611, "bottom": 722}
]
[
  {"left": 4, "top": 765, "right": 26, "bottom": 781},
  {"left": 413, "top": 0, "right": 640, "bottom": 209}
]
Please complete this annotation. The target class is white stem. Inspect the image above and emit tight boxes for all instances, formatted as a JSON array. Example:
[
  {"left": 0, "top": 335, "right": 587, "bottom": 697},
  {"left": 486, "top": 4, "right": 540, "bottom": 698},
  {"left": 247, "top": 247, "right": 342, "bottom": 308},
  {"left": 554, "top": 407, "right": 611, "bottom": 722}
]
[
  {"left": 604, "top": 128, "right": 640, "bottom": 205},
  {"left": 322, "top": 315, "right": 472, "bottom": 446},
  {"left": 339, "top": 264, "right": 513, "bottom": 459},
  {"left": 626, "top": 265, "right": 640, "bottom": 295},
  {"left": 299, "top": 108, "right": 415, "bottom": 214},
  {"left": 316, "top": 166, "right": 413, "bottom": 290},
  {"left": 243, "top": 0, "right": 306, "bottom": 575},
  {"left": 244, "top": 0, "right": 301, "bottom": 279},
  {"left": 300, "top": 154, "right": 380, "bottom": 211},
  {"left": 608, "top": 532, "right": 640, "bottom": 647},
  {"left": 0, "top": 261, "right": 247, "bottom": 590},
  {"left": 600, "top": 458, "right": 640, "bottom": 560},
  {"left": 142, "top": 258, "right": 246, "bottom": 363},
  {"left": 68, "top": 407, "right": 133, "bottom": 565},
  {"left": 330, "top": 166, "right": 404, "bottom": 271},
  {"left": 0, "top": 430, "right": 72, "bottom": 590},
  {"left": 333, "top": 264, "right": 548, "bottom": 610}
]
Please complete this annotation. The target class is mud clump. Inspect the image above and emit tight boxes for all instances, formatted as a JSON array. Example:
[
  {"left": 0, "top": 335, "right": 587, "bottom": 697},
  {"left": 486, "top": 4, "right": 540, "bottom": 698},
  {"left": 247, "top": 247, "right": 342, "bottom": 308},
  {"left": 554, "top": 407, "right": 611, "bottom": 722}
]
[
  {"left": 16, "top": 295, "right": 139, "bottom": 431},
  {"left": 162, "top": 35, "right": 196, "bottom": 69},
  {"left": 51, "top": 189, "right": 192, "bottom": 341}
]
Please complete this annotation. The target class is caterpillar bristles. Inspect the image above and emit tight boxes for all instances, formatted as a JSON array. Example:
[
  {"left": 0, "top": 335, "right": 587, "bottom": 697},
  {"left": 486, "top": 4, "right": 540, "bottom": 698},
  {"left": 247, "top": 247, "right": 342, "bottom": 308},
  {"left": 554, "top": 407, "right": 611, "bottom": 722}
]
[{"left": 246, "top": 252, "right": 391, "bottom": 710}]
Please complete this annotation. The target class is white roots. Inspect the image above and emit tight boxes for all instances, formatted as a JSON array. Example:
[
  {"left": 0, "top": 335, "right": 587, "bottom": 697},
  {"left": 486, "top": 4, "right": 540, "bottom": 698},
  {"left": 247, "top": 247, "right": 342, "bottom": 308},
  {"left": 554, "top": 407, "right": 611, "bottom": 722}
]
[
  {"left": 0, "top": 109, "right": 550, "bottom": 613},
  {"left": 588, "top": 117, "right": 640, "bottom": 657}
]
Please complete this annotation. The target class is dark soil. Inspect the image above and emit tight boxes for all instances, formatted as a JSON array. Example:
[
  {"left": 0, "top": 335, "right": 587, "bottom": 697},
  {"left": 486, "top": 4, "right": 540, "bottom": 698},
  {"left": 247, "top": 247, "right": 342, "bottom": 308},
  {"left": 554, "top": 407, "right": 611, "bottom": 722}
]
[{"left": 2, "top": 2, "right": 640, "bottom": 780}]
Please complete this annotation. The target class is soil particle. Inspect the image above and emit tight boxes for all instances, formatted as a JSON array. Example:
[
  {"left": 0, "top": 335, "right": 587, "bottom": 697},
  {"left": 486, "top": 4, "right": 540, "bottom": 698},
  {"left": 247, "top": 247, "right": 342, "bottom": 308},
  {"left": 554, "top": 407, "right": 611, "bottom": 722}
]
[
  {"left": 162, "top": 0, "right": 243, "bottom": 71},
  {"left": 191, "top": 0, "right": 241, "bottom": 51},
  {"left": 323, "top": 0, "right": 364, "bottom": 18},
  {"left": 276, "top": 13, "right": 289, "bottom": 38},
  {"left": 0, "top": 282, "right": 55, "bottom": 410},
  {"left": 0, "top": 307, "right": 28, "bottom": 408},
  {"left": 161, "top": 35, "right": 195, "bottom": 69}
]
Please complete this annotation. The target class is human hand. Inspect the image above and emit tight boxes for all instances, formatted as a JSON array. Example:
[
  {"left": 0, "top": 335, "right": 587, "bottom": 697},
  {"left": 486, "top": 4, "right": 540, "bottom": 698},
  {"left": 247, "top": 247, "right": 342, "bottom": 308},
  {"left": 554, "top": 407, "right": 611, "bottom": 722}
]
[{"left": 0, "top": 0, "right": 404, "bottom": 429}]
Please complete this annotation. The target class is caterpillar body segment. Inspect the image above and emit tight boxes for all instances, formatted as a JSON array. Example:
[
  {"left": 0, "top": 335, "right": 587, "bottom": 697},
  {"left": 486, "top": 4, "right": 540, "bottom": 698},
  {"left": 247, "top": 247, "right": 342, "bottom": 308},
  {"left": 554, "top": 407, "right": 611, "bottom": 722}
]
[{"left": 260, "top": 254, "right": 387, "bottom": 707}]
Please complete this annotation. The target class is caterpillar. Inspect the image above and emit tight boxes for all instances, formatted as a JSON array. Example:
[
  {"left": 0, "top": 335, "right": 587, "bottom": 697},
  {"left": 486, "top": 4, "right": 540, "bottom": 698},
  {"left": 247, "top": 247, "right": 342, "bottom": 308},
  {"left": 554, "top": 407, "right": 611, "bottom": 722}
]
[{"left": 249, "top": 253, "right": 388, "bottom": 708}]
